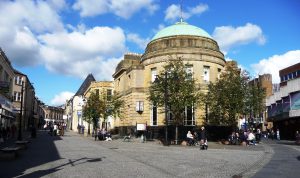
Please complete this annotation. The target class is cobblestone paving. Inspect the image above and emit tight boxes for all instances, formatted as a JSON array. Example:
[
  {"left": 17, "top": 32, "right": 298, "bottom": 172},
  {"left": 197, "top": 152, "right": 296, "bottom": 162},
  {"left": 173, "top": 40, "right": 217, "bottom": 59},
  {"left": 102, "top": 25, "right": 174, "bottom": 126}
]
[{"left": 2, "top": 130, "right": 295, "bottom": 178}]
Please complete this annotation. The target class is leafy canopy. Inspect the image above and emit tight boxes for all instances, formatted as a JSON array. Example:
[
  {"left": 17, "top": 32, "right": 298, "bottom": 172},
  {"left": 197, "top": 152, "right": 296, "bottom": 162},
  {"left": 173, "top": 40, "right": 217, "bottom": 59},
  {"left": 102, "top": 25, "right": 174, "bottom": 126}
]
[{"left": 148, "top": 58, "right": 201, "bottom": 125}]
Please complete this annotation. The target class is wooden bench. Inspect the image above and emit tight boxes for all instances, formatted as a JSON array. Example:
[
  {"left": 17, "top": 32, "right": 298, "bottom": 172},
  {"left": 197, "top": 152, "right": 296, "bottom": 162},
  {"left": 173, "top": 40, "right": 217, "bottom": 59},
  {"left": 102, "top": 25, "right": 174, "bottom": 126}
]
[
  {"left": 15, "top": 140, "right": 29, "bottom": 149},
  {"left": 123, "top": 135, "right": 131, "bottom": 142},
  {"left": 0, "top": 146, "right": 21, "bottom": 160}
]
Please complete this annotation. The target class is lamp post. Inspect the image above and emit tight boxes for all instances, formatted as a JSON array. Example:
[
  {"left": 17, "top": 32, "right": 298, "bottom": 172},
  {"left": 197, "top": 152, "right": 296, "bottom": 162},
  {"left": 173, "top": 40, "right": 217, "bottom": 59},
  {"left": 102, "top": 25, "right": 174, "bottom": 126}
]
[
  {"left": 17, "top": 81, "right": 24, "bottom": 141},
  {"left": 154, "top": 72, "right": 169, "bottom": 146},
  {"left": 164, "top": 72, "right": 169, "bottom": 146}
]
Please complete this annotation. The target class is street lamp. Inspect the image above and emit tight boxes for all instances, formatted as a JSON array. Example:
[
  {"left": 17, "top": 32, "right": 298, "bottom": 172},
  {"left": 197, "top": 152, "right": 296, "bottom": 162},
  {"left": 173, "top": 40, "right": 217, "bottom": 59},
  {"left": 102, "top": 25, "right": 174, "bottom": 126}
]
[{"left": 17, "top": 81, "right": 24, "bottom": 141}]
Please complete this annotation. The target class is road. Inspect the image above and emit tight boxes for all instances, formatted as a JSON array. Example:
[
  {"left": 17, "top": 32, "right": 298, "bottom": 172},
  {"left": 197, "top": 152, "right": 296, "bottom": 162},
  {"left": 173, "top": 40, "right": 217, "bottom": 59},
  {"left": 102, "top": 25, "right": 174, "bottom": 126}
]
[{"left": 0, "top": 130, "right": 299, "bottom": 178}]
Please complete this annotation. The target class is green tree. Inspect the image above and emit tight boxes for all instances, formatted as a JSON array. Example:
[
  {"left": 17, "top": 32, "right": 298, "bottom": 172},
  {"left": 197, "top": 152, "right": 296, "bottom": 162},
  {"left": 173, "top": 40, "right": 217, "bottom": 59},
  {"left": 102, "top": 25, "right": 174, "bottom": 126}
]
[
  {"left": 148, "top": 58, "right": 201, "bottom": 144},
  {"left": 205, "top": 64, "right": 246, "bottom": 126},
  {"left": 205, "top": 64, "right": 266, "bottom": 127},
  {"left": 100, "top": 91, "right": 124, "bottom": 129},
  {"left": 82, "top": 91, "right": 105, "bottom": 135}
]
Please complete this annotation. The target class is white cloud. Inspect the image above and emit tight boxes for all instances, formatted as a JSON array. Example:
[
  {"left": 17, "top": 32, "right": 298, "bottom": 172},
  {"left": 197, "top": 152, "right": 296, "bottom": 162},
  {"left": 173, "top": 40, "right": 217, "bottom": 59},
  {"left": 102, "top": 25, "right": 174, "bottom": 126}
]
[
  {"left": 51, "top": 91, "right": 74, "bottom": 106},
  {"left": 127, "top": 33, "right": 150, "bottom": 49},
  {"left": 0, "top": 0, "right": 127, "bottom": 80},
  {"left": 73, "top": 0, "right": 159, "bottom": 19},
  {"left": 212, "top": 23, "right": 266, "bottom": 55},
  {"left": 251, "top": 50, "right": 300, "bottom": 83},
  {"left": 39, "top": 26, "right": 126, "bottom": 79},
  {"left": 165, "top": 4, "right": 208, "bottom": 22},
  {"left": 0, "top": 0, "right": 65, "bottom": 66}
]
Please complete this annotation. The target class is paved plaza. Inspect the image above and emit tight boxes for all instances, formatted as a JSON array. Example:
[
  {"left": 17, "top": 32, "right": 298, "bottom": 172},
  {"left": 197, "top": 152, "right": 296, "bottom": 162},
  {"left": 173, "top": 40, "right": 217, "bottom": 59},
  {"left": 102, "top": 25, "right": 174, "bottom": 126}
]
[{"left": 0, "top": 130, "right": 299, "bottom": 178}]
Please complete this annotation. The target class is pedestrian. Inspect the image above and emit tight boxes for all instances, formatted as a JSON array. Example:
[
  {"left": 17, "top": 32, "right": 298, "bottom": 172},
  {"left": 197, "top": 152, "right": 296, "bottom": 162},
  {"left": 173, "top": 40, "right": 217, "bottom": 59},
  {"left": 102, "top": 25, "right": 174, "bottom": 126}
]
[
  {"left": 271, "top": 129, "right": 275, "bottom": 140},
  {"left": 11, "top": 124, "right": 16, "bottom": 138},
  {"left": 295, "top": 131, "right": 300, "bottom": 145},
  {"left": 199, "top": 126, "right": 208, "bottom": 150},
  {"left": 276, "top": 129, "right": 280, "bottom": 140}
]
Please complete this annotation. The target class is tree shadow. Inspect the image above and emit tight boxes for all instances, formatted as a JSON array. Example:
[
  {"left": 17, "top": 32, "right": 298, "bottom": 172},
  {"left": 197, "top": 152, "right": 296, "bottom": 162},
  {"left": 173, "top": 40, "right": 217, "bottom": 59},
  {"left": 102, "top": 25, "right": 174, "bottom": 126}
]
[{"left": 20, "top": 157, "right": 105, "bottom": 178}]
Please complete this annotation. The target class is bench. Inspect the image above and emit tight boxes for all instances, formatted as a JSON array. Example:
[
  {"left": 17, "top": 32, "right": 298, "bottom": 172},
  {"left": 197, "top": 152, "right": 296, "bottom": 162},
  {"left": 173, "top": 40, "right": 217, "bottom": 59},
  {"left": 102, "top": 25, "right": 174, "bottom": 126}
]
[
  {"left": 123, "top": 135, "right": 131, "bottom": 142},
  {"left": 15, "top": 140, "right": 29, "bottom": 149},
  {"left": 0, "top": 146, "right": 21, "bottom": 160}
]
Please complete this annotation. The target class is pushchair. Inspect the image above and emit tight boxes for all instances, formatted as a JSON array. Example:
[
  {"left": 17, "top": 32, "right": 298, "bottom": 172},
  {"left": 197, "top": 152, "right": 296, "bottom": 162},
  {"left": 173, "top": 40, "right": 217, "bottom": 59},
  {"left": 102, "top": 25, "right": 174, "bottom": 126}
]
[{"left": 200, "top": 139, "right": 208, "bottom": 150}]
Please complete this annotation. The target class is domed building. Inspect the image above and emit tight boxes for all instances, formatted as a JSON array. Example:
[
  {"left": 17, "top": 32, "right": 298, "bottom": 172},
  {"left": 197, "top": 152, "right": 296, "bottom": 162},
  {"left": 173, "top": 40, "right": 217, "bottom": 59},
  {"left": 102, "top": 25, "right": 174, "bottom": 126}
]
[{"left": 113, "top": 22, "right": 225, "bottom": 137}]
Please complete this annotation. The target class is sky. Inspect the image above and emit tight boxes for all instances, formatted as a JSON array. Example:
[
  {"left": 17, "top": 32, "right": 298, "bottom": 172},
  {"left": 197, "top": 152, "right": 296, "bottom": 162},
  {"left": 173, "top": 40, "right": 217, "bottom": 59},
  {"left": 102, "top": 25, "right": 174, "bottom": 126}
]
[{"left": 0, "top": 0, "right": 299, "bottom": 106}]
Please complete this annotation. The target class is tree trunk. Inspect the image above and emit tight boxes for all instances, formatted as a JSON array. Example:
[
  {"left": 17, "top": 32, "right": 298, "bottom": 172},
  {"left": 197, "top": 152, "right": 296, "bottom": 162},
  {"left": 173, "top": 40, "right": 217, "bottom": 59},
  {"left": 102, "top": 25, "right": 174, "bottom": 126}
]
[
  {"left": 88, "top": 123, "right": 90, "bottom": 135},
  {"left": 175, "top": 125, "right": 178, "bottom": 145}
]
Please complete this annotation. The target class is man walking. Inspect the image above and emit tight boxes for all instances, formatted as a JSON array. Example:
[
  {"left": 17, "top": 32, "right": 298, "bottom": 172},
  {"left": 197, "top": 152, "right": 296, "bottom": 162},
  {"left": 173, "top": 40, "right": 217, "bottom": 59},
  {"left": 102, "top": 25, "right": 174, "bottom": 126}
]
[{"left": 199, "top": 126, "right": 208, "bottom": 150}]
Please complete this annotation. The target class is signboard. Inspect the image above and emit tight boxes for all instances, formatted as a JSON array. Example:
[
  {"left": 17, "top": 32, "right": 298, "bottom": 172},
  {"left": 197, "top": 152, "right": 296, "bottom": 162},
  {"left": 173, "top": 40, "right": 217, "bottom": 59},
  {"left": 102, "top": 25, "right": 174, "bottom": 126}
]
[
  {"left": 291, "top": 91, "right": 300, "bottom": 110},
  {"left": 136, "top": 123, "right": 146, "bottom": 131}
]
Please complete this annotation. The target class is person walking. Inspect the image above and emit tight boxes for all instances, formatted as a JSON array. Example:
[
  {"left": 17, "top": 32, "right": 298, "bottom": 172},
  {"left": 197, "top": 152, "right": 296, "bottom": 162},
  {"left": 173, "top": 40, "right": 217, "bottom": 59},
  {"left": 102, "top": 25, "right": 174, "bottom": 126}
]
[
  {"left": 276, "top": 129, "right": 280, "bottom": 140},
  {"left": 199, "top": 126, "right": 208, "bottom": 150}
]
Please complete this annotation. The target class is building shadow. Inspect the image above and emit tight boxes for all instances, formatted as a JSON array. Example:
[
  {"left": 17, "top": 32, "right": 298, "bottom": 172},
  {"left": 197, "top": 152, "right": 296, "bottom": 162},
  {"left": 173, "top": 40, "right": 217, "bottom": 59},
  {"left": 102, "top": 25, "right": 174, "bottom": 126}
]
[{"left": 0, "top": 130, "right": 63, "bottom": 178}]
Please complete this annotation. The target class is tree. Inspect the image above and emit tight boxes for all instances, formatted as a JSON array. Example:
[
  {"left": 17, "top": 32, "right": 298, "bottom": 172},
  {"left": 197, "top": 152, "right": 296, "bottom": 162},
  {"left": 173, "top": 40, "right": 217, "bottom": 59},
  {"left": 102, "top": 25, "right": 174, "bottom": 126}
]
[
  {"left": 83, "top": 90, "right": 124, "bottom": 135},
  {"left": 148, "top": 58, "right": 201, "bottom": 144},
  {"left": 204, "top": 63, "right": 266, "bottom": 128},
  {"left": 82, "top": 91, "right": 105, "bottom": 135},
  {"left": 100, "top": 91, "right": 124, "bottom": 130},
  {"left": 205, "top": 64, "right": 246, "bottom": 126}
]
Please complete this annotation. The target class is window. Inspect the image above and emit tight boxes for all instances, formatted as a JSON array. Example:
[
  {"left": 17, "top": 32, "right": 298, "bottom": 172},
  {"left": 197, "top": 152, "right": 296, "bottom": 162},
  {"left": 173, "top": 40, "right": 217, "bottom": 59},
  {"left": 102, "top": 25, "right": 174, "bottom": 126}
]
[
  {"left": 292, "top": 72, "right": 297, "bottom": 78},
  {"left": 107, "top": 89, "right": 112, "bottom": 101},
  {"left": 151, "top": 68, "right": 157, "bottom": 83},
  {"left": 151, "top": 104, "right": 157, "bottom": 126},
  {"left": 288, "top": 73, "right": 293, "bottom": 80},
  {"left": 281, "top": 76, "right": 285, "bottom": 82},
  {"left": 185, "top": 65, "right": 193, "bottom": 80},
  {"left": 15, "top": 76, "right": 23, "bottom": 85},
  {"left": 284, "top": 75, "right": 288, "bottom": 81},
  {"left": 14, "top": 91, "right": 21, "bottom": 102},
  {"left": 184, "top": 106, "right": 195, "bottom": 126},
  {"left": 203, "top": 66, "right": 210, "bottom": 82}
]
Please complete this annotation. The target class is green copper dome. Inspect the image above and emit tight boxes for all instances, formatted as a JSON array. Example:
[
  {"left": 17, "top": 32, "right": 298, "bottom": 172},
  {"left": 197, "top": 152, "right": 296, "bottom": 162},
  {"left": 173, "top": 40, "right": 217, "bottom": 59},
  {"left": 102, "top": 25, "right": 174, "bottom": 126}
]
[{"left": 151, "top": 22, "right": 212, "bottom": 41}]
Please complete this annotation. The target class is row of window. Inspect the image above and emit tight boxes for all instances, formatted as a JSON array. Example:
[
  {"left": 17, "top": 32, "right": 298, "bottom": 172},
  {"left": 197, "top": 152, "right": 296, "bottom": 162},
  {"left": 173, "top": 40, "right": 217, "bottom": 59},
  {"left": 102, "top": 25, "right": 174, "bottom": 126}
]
[
  {"left": 281, "top": 70, "right": 300, "bottom": 82},
  {"left": 94, "top": 89, "right": 112, "bottom": 101},
  {"left": 151, "top": 65, "right": 221, "bottom": 83},
  {"left": 150, "top": 105, "right": 195, "bottom": 126}
]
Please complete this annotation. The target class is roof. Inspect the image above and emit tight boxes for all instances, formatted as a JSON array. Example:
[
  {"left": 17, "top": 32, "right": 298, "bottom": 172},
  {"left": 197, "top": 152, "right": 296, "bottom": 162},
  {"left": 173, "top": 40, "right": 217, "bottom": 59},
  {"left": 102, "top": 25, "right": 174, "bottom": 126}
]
[
  {"left": 75, "top": 74, "right": 96, "bottom": 96},
  {"left": 151, "top": 21, "right": 212, "bottom": 41}
]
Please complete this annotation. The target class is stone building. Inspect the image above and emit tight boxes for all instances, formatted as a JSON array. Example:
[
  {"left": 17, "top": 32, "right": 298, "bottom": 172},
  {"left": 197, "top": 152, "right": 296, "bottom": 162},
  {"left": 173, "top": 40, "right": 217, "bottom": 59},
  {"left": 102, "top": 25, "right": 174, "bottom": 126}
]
[
  {"left": 13, "top": 70, "right": 35, "bottom": 131},
  {"left": 113, "top": 22, "right": 225, "bottom": 138},
  {"left": 0, "top": 48, "right": 15, "bottom": 128},
  {"left": 266, "top": 62, "right": 300, "bottom": 139},
  {"left": 247, "top": 74, "right": 273, "bottom": 131},
  {"left": 42, "top": 105, "right": 64, "bottom": 124},
  {"left": 70, "top": 74, "right": 95, "bottom": 133},
  {"left": 83, "top": 81, "right": 114, "bottom": 132}
]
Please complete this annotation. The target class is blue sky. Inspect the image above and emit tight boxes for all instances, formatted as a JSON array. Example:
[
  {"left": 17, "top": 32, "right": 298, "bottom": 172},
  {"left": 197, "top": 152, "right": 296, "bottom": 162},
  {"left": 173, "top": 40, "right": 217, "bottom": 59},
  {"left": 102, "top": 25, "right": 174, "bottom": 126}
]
[{"left": 0, "top": 0, "right": 299, "bottom": 106}]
